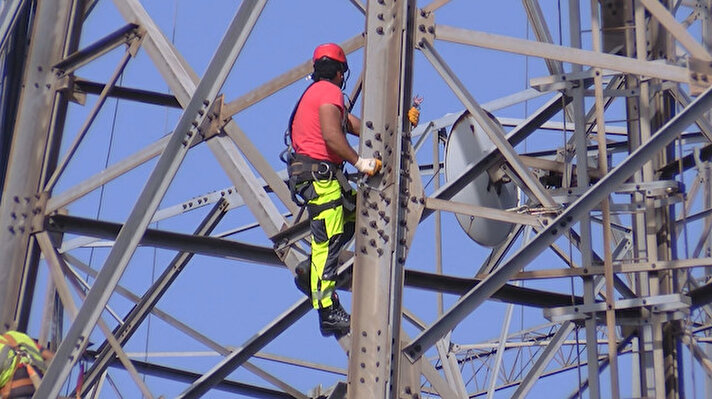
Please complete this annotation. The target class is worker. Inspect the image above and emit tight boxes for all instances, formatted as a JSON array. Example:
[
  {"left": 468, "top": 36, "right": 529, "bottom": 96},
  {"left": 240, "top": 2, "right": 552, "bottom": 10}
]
[
  {"left": 285, "top": 43, "right": 420, "bottom": 337},
  {"left": 0, "top": 330, "right": 53, "bottom": 399}
]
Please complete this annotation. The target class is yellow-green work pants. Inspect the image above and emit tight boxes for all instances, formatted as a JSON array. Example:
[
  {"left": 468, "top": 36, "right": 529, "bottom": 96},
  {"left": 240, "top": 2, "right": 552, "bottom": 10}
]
[{"left": 306, "top": 179, "right": 355, "bottom": 309}]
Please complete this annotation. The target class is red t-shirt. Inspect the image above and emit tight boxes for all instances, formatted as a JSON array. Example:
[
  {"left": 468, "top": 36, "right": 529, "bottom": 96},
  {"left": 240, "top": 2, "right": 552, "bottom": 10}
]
[{"left": 292, "top": 80, "right": 345, "bottom": 164}]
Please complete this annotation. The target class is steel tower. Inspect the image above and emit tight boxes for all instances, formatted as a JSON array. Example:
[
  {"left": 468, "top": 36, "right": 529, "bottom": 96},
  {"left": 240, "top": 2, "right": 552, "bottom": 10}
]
[{"left": 1, "top": 1, "right": 712, "bottom": 398}]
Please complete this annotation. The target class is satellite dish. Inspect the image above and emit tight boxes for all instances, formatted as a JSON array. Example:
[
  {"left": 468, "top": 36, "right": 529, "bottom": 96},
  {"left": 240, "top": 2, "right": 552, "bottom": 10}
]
[{"left": 443, "top": 111, "right": 517, "bottom": 247}]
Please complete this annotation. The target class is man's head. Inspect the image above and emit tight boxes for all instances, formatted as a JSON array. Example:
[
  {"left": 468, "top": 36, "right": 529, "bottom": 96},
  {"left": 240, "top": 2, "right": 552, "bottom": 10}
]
[{"left": 312, "top": 43, "right": 349, "bottom": 86}]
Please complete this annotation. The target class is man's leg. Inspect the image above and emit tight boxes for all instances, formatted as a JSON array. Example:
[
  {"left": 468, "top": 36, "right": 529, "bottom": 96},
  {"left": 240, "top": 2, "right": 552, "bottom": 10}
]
[{"left": 308, "top": 179, "right": 350, "bottom": 336}]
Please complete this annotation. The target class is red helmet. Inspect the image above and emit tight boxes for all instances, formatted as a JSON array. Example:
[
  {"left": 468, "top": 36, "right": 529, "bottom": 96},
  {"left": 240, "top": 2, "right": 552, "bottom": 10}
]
[{"left": 313, "top": 43, "right": 347, "bottom": 64}]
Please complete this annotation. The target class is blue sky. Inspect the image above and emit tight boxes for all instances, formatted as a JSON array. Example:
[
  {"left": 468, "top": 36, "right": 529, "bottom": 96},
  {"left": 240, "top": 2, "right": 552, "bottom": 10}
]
[{"left": 29, "top": 0, "right": 711, "bottom": 397}]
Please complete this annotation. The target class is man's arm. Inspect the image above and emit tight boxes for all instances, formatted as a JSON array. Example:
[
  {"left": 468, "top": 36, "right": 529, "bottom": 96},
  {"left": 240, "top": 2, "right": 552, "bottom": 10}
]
[
  {"left": 346, "top": 113, "right": 361, "bottom": 137},
  {"left": 319, "top": 103, "right": 358, "bottom": 165}
]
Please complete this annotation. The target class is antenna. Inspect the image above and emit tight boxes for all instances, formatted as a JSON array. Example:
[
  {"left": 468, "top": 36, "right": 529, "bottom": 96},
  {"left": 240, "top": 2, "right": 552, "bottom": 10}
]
[{"left": 444, "top": 111, "right": 517, "bottom": 247}]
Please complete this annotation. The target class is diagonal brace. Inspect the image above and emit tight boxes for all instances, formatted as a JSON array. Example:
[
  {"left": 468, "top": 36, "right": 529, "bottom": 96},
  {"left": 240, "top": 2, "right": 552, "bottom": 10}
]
[
  {"left": 403, "top": 79, "right": 712, "bottom": 362},
  {"left": 419, "top": 39, "right": 557, "bottom": 207},
  {"left": 34, "top": 2, "right": 267, "bottom": 397}
]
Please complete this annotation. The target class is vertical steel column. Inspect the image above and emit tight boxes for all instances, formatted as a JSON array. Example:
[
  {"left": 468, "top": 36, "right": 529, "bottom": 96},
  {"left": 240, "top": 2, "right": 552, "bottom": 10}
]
[
  {"left": 590, "top": 1, "right": 621, "bottom": 396},
  {"left": 568, "top": 1, "right": 601, "bottom": 396},
  {"left": 652, "top": 3, "right": 682, "bottom": 395},
  {"left": 348, "top": 0, "right": 415, "bottom": 397},
  {"left": 633, "top": 2, "right": 661, "bottom": 396},
  {"left": 621, "top": 3, "right": 644, "bottom": 394},
  {"left": 648, "top": 2, "right": 680, "bottom": 397},
  {"left": 0, "top": 0, "right": 80, "bottom": 331},
  {"left": 634, "top": 1, "right": 678, "bottom": 397}
]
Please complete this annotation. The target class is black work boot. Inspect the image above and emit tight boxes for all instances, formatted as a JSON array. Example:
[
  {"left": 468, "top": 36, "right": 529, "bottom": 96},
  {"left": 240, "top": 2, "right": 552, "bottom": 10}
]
[{"left": 318, "top": 295, "right": 350, "bottom": 337}]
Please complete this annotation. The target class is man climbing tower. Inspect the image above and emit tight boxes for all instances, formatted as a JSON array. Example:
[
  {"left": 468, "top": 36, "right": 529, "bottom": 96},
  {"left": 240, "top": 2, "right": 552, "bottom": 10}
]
[{"left": 286, "top": 43, "right": 420, "bottom": 337}]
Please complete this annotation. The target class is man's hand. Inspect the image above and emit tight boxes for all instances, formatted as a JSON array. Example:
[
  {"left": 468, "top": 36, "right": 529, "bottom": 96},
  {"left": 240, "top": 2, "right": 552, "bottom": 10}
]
[
  {"left": 354, "top": 157, "right": 382, "bottom": 176},
  {"left": 408, "top": 95, "right": 423, "bottom": 126}
]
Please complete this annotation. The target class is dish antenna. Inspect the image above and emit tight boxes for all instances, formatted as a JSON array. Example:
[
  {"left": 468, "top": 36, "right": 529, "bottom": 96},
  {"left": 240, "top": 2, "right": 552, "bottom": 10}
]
[{"left": 444, "top": 111, "right": 517, "bottom": 247}]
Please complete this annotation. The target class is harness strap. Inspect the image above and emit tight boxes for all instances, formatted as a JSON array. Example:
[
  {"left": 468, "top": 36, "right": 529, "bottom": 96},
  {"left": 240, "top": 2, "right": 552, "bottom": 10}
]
[
  {"left": 290, "top": 155, "right": 350, "bottom": 189},
  {"left": 6, "top": 375, "right": 33, "bottom": 391},
  {"left": 333, "top": 168, "right": 352, "bottom": 194},
  {"left": 0, "top": 346, "right": 10, "bottom": 370},
  {"left": 0, "top": 333, "right": 19, "bottom": 398},
  {"left": 280, "top": 83, "right": 315, "bottom": 165},
  {"left": 307, "top": 198, "right": 343, "bottom": 217},
  {"left": 0, "top": 358, "right": 20, "bottom": 398},
  {"left": 288, "top": 154, "right": 341, "bottom": 176},
  {"left": 288, "top": 154, "right": 351, "bottom": 207}
]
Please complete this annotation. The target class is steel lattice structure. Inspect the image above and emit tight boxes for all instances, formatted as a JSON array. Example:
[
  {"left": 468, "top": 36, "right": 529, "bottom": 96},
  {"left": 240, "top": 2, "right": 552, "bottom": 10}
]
[{"left": 1, "top": 0, "right": 712, "bottom": 398}]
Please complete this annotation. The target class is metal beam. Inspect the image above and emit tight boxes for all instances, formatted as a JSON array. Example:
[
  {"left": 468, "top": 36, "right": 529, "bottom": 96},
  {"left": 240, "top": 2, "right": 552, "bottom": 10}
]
[
  {"left": 36, "top": 232, "right": 156, "bottom": 399},
  {"left": 79, "top": 199, "right": 228, "bottom": 395},
  {"left": 683, "top": 332, "right": 712, "bottom": 378},
  {"left": 522, "top": 0, "right": 565, "bottom": 75},
  {"left": 220, "top": 34, "right": 365, "bottom": 118},
  {"left": 98, "top": 354, "right": 295, "bottom": 399},
  {"left": 0, "top": 0, "right": 80, "bottom": 331},
  {"left": 349, "top": 1, "right": 416, "bottom": 397},
  {"left": 670, "top": 86, "right": 712, "bottom": 142},
  {"left": 73, "top": 78, "right": 180, "bottom": 108},
  {"left": 511, "top": 321, "right": 576, "bottom": 398},
  {"left": 34, "top": 2, "right": 267, "bottom": 397},
  {"left": 425, "top": 197, "right": 542, "bottom": 226},
  {"left": 175, "top": 298, "right": 312, "bottom": 399},
  {"left": 419, "top": 38, "right": 557, "bottom": 208},
  {"left": 46, "top": 39, "right": 139, "bottom": 192},
  {"left": 422, "top": 92, "right": 569, "bottom": 221},
  {"left": 62, "top": 253, "right": 229, "bottom": 356},
  {"left": 420, "top": 357, "right": 460, "bottom": 399},
  {"left": 403, "top": 269, "right": 583, "bottom": 308},
  {"left": 46, "top": 214, "right": 281, "bottom": 265},
  {"left": 486, "top": 291, "right": 517, "bottom": 399},
  {"left": 434, "top": 24, "right": 690, "bottom": 83},
  {"left": 47, "top": 135, "right": 174, "bottom": 212},
  {"left": 639, "top": 0, "right": 712, "bottom": 62},
  {"left": 403, "top": 79, "right": 712, "bottom": 362},
  {"left": 0, "top": 0, "right": 27, "bottom": 54},
  {"left": 112, "top": 0, "right": 305, "bottom": 273},
  {"left": 52, "top": 23, "right": 141, "bottom": 75}
]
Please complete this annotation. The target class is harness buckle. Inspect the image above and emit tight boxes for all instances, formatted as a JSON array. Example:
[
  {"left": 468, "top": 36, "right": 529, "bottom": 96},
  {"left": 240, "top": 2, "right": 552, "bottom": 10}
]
[
  {"left": 312, "top": 161, "right": 334, "bottom": 181},
  {"left": 317, "top": 162, "right": 331, "bottom": 174}
]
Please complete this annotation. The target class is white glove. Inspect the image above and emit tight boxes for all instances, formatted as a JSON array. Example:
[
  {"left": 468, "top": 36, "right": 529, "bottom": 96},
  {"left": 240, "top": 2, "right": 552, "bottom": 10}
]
[{"left": 354, "top": 157, "right": 382, "bottom": 176}]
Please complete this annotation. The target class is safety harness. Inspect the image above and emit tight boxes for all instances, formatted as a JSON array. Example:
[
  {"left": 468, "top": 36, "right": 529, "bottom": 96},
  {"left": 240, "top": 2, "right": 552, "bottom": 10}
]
[
  {"left": 0, "top": 333, "right": 46, "bottom": 398},
  {"left": 281, "top": 83, "right": 354, "bottom": 210}
]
